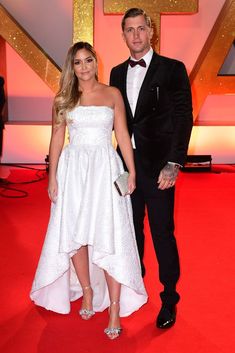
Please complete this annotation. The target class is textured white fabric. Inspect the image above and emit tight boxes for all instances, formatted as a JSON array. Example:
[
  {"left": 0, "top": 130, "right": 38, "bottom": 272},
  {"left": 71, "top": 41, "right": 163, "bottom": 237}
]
[{"left": 30, "top": 106, "right": 147, "bottom": 316}]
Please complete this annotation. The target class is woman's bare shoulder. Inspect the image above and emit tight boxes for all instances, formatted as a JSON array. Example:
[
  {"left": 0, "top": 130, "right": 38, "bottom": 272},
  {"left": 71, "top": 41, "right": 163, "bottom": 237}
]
[
  {"left": 97, "top": 84, "right": 123, "bottom": 108},
  {"left": 100, "top": 83, "right": 119, "bottom": 94},
  {"left": 104, "top": 85, "right": 122, "bottom": 100}
]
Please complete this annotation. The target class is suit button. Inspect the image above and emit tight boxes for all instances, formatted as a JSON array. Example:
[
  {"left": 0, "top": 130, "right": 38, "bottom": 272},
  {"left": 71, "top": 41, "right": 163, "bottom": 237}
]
[{"left": 152, "top": 107, "right": 156, "bottom": 111}]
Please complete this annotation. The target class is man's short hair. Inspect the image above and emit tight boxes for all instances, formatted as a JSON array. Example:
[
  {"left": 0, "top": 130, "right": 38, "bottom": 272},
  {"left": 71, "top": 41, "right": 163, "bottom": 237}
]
[{"left": 121, "top": 8, "right": 152, "bottom": 31}]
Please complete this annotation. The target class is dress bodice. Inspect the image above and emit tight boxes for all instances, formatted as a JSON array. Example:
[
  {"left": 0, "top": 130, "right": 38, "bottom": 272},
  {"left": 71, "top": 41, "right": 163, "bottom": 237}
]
[{"left": 67, "top": 106, "right": 114, "bottom": 147}]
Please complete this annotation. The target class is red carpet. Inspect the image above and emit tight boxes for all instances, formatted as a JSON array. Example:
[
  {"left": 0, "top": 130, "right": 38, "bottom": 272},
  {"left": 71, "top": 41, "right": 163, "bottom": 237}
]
[{"left": 0, "top": 165, "right": 235, "bottom": 353}]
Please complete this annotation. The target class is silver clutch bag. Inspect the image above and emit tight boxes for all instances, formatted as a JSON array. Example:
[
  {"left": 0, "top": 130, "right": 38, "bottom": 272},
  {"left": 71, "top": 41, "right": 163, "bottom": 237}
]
[{"left": 114, "top": 171, "right": 129, "bottom": 196}]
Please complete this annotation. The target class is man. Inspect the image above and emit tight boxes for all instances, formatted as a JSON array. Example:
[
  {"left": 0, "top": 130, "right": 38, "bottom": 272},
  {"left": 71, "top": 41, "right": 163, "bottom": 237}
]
[{"left": 110, "top": 8, "right": 193, "bottom": 329}]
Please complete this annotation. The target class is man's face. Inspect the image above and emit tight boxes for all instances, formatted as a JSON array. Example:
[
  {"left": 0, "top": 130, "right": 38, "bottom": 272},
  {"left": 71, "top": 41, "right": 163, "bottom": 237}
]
[{"left": 122, "top": 15, "right": 153, "bottom": 58}]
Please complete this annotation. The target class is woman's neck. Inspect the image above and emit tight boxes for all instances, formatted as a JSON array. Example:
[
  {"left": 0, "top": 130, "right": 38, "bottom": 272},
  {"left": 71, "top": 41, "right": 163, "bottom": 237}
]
[{"left": 79, "top": 79, "right": 99, "bottom": 94}]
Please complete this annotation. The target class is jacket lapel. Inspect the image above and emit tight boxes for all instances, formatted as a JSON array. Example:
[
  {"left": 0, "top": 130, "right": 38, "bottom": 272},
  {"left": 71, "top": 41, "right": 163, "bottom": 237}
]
[
  {"left": 119, "top": 60, "right": 134, "bottom": 120},
  {"left": 134, "top": 52, "right": 161, "bottom": 120}
]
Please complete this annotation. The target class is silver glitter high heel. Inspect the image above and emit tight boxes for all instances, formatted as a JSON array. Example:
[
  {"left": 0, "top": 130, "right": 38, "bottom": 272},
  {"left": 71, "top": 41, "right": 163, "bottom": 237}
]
[
  {"left": 104, "top": 301, "right": 122, "bottom": 339},
  {"left": 79, "top": 285, "right": 95, "bottom": 320}
]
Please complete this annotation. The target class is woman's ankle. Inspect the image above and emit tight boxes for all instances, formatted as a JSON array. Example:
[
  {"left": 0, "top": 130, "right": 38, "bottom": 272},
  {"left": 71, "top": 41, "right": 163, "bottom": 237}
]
[
  {"left": 81, "top": 285, "right": 93, "bottom": 307},
  {"left": 108, "top": 301, "right": 120, "bottom": 326}
]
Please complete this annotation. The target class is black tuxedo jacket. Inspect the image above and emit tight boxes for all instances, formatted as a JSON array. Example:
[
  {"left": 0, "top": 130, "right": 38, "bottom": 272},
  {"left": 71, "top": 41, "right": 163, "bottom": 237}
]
[{"left": 110, "top": 52, "right": 193, "bottom": 177}]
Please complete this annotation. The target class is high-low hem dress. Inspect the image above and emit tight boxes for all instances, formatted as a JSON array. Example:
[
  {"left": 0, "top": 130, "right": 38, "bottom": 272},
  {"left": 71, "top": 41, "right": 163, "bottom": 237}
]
[{"left": 30, "top": 106, "right": 147, "bottom": 316}]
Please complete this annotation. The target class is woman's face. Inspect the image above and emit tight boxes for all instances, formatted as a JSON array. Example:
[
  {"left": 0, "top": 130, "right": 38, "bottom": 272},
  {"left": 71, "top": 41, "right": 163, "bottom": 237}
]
[{"left": 73, "top": 48, "right": 97, "bottom": 81}]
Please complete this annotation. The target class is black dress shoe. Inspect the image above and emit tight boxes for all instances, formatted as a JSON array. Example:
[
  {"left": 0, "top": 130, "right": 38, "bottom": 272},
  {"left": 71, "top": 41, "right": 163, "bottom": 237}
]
[{"left": 156, "top": 304, "right": 176, "bottom": 329}]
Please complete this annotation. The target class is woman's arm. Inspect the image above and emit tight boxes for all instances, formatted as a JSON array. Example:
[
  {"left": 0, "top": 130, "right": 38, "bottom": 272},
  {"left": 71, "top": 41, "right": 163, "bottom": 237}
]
[
  {"left": 112, "top": 88, "right": 136, "bottom": 194},
  {"left": 48, "top": 108, "right": 66, "bottom": 202}
]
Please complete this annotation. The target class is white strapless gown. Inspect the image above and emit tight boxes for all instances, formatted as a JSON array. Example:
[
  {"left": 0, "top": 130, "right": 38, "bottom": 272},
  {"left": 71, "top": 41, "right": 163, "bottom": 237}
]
[{"left": 30, "top": 106, "right": 147, "bottom": 316}]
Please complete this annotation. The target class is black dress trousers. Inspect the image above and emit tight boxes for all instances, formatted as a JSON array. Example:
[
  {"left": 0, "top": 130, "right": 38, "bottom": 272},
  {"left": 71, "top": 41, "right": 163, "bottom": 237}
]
[{"left": 131, "top": 151, "right": 180, "bottom": 305}]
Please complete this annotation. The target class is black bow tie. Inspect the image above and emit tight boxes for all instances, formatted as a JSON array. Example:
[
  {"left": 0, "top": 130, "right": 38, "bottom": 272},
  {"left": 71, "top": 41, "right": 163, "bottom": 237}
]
[{"left": 129, "top": 58, "right": 146, "bottom": 68}]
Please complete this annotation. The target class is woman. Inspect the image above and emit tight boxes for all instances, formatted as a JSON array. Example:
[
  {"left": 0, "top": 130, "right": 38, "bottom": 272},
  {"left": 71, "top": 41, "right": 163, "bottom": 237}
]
[{"left": 30, "top": 42, "right": 147, "bottom": 339}]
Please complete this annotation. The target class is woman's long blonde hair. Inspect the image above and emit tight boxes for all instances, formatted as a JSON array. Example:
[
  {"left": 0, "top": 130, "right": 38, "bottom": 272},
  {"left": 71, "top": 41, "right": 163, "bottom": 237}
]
[{"left": 54, "top": 42, "right": 97, "bottom": 124}]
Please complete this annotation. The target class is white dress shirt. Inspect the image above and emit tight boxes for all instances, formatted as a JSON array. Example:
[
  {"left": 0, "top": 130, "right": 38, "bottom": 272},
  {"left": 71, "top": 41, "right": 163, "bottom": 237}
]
[{"left": 126, "top": 48, "right": 153, "bottom": 148}]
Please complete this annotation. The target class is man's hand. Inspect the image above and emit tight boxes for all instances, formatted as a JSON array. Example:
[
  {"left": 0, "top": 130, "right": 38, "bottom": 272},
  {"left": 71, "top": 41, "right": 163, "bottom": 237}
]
[{"left": 158, "top": 162, "right": 180, "bottom": 190}]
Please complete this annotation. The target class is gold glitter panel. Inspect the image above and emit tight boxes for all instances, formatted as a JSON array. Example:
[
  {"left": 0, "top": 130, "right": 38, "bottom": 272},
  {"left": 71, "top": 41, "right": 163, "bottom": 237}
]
[
  {"left": 190, "top": 0, "right": 235, "bottom": 122},
  {"left": 73, "top": 0, "right": 94, "bottom": 45},
  {"left": 104, "top": 0, "right": 198, "bottom": 52},
  {"left": 0, "top": 4, "right": 60, "bottom": 93}
]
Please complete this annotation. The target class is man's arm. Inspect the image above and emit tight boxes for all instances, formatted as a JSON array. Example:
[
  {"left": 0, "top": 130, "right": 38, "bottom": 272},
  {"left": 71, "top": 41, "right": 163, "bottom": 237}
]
[
  {"left": 168, "top": 61, "right": 193, "bottom": 165},
  {"left": 110, "top": 67, "right": 117, "bottom": 88},
  {"left": 158, "top": 61, "right": 193, "bottom": 190}
]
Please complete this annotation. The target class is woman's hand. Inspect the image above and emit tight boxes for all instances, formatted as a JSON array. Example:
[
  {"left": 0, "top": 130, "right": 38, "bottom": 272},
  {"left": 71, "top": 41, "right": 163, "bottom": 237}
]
[
  {"left": 48, "top": 178, "right": 58, "bottom": 203},
  {"left": 127, "top": 173, "right": 136, "bottom": 195}
]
